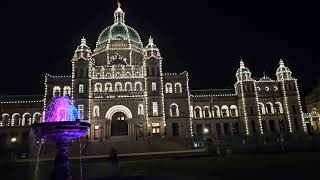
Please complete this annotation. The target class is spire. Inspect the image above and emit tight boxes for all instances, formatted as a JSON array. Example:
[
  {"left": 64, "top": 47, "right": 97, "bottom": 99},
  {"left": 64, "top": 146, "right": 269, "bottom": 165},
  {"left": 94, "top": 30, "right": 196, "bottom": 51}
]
[
  {"left": 236, "top": 59, "right": 252, "bottom": 81},
  {"left": 240, "top": 60, "right": 245, "bottom": 68},
  {"left": 81, "top": 37, "right": 86, "bottom": 46},
  {"left": 117, "top": 0, "right": 121, "bottom": 9},
  {"left": 145, "top": 36, "right": 161, "bottom": 59},
  {"left": 276, "top": 59, "right": 292, "bottom": 80},
  {"left": 114, "top": 0, "right": 125, "bottom": 24},
  {"left": 73, "top": 37, "right": 92, "bottom": 61},
  {"left": 279, "top": 59, "right": 284, "bottom": 66},
  {"left": 148, "top": 36, "right": 154, "bottom": 46}
]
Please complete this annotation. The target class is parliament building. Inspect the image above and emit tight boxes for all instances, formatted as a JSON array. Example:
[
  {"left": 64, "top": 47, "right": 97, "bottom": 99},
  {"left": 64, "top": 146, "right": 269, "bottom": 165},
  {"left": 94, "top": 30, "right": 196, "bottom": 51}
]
[{"left": 1, "top": 3, "right": 315, "bottom": 145}]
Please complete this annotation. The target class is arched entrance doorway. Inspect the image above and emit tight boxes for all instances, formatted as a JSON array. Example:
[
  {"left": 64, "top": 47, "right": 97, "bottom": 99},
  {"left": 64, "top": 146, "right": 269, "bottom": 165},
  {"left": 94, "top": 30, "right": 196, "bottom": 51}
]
[{"left": 111, "top": 112, "right": 128, "bottom": 136}]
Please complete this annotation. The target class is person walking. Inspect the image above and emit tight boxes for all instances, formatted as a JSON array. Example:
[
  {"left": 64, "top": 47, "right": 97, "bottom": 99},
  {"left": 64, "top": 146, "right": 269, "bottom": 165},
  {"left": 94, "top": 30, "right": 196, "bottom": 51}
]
[{"left": 109, "top": 147, "right": 120, "bottom": 177}]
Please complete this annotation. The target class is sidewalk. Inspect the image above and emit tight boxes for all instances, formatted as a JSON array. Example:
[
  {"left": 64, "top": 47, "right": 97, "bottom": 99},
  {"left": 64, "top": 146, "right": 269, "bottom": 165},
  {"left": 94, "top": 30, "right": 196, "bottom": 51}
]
[{"left": 15, "top": 148, "right": 206, "bottom": 163}]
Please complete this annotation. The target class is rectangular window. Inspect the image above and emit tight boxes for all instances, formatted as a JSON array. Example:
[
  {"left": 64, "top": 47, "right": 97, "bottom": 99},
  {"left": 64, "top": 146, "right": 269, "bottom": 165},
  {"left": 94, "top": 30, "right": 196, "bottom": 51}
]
[
  {"left": 292, "top": 105, "right": 297, "bottom": 114},
  {"left": 262, "top": 120, "right": 268, "bottom": 133},
  {"left": 294, "top": 118, "right": 299, "bottom": 130},
  {"left": 232, "top": 123, "right": 239, "bottom": 135},
  {"left": 250, "top": 107, "right": 254, "bottom": 115},
  {"left": 152, "top": 102, "right": 158, "bottom": 116},
  {"left": 78, "top": 104, "right": 84, "bottom": 119},
  {"left": 224, "top": 123, "right": 230, "bottom": 135},
  {"left": 279, "top": 120, "right": 286, "bottom": 132},
  {"left": 269, "top": 120, "right": 275, "bottom": 132},
  {"left": 216, "top": 123, "right": 221, "bottom": 136},
  {"left": 196, "top": 124, "right": 203, "bottom": 137},
  {"left": 152, "top": 82, "right": 156, "bottom": 91},
  {"left": 172, "top": 123, "right": 180, "bottom": 136},
  {"left": 79, "top": 84, "right": 84, "bottom": 94},
  {"left": 251, "top": 120, "right": 256, "bottom": 133},
  {"left": 152, "top": 123, "right": 160, "bottom": 134},
  {"left": 204, "top": 124, "right": 211, "bottom": 135}
]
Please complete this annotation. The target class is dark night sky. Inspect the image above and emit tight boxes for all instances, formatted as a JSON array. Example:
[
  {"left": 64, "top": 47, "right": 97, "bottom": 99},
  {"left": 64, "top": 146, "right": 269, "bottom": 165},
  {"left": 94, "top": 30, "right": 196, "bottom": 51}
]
[{"left": 0, "top": 0, "right": 319, "bottom": 97}]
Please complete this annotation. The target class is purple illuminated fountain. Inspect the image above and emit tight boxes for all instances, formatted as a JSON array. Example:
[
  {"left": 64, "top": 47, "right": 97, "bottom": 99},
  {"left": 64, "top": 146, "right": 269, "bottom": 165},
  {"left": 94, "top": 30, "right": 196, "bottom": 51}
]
[{"left": 32, "top": 96, "right": 90, "bottom": 180}]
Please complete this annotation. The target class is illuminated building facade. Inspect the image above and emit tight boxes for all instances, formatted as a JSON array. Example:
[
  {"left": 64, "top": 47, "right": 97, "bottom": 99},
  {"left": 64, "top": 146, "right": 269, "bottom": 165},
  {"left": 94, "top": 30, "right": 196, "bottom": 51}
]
[
  {"left": 0, "top": 4, "right": 309, "bottom": 144},
  {"left": 304, "top": 78, "right": 320, "bottom": 135}
]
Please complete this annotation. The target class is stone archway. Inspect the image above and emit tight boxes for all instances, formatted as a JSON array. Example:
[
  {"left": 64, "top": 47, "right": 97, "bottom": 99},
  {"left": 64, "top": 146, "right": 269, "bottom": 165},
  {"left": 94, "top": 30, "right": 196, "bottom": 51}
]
[
  {"left": 105, "top": 105, "right": 132, "bottom": 137},
  {"left": 111, "top": 112, "right": 128, "bottom": 136}
]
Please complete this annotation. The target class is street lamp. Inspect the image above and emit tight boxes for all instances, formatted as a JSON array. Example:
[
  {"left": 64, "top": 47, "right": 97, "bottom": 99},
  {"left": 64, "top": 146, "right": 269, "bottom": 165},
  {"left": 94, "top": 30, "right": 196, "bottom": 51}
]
[
  {"left": 11, "top": 137, "right": 17, "bottom": 143},
  {"left": 134, "top": 123, "right": 138, "bottom": 141},
  {"left": 147, "top": 123, "right": 151, "bottom": 136},
  {"left": 163, "top": 123, "right": 167, "bottom": 139},
  {"left": 100, "top": 126, "right": 104, "bottom": 142},
  {"left": 203, "top": 128, "right": 209, "bottom": 150}
]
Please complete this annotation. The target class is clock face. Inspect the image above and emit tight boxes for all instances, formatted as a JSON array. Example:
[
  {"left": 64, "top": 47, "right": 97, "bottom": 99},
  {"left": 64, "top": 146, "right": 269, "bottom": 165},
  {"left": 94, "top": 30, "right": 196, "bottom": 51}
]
[{"left": 110, "top": 54, "right": 127, "bottom": 65}]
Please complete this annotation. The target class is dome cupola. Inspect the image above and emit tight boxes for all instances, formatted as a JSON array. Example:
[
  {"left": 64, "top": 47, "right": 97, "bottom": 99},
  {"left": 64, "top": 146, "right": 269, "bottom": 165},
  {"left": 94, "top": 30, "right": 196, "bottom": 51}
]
[
  {"left": 95, "top": 1, "right": 142, "bottom": 49},
  {"left": 144, "top": 37, "right": 161, "bottom": 59},
  {"left": 276, "top": 59, "right": 292, "bottom": 80},
  {"left": 73, "top": 37, "right": 92, "bottom": 61},
  {"left": 236, "top": 60, "right": 252, "bottom": 81}
]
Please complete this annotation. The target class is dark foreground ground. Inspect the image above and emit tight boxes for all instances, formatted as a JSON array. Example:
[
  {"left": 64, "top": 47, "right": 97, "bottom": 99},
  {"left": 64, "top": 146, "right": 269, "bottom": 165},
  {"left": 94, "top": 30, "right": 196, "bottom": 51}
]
[{"left": 1, "top": 151, "right": 320, "bottom": 180}]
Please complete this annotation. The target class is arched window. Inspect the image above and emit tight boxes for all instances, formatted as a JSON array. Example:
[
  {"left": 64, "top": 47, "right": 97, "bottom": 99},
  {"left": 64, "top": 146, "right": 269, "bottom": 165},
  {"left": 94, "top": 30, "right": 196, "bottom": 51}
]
[
  {"left": 63, "top": 86, "right": 71, "bottom": 96},
  {"left": 12, "top": 113, "right": 20, "bottom": 126},
  {"left": 170, "top": 103, "right": 179, "bottom": 117},
  {"left": 135, "top": 82, "right": 143, "bottom": 91},
  {"left": 230, "top": 105, "right": 238, "bottom": 117},
  {"left": 22, "top": 113, "right": 32, "bottom": 126},
  {"left": 93, "top": 106, "right": 100, "bottom": 118},
  {"left": 258, "top": 103, "right": 266, "bottom": 115},
  {"left": 194, "top": 106, "right": 202, "bottom": 118},
  {"left": 94, "top": 83, "right": 103, "bottom": 92},
  {"left": 174, "top": 83, "right": 182, "bottom": 93},
  {"left": 33, "top": 112, "right": 41, "bottom": 123},
  {"left": 125, "top": 82, "right": 133, "bottom": 91},
  {"left": 1, "top": 113, "right": 10, "bottom": 127},
  {"left": 221, "top": 105, "right": 229, "bottom": 117},
  {"left": 138, "top": 104, "right": 144, "bottom": 115},
  {"left": 53, "top": 86, "right": 61, "bottom": 96},
  {"left": 115, "top": 82, "right": 122, "bottom": 92},
  {"left": 105, "top": 83, "right": 112, "bottom": 92},
  {"left": 203, "top": 106, "right": 211, "bottom": 118},
  {"left": 275, "top": 102, "right": 283, "bottom": 114},
  {"left": 266, "top": 102, "right": 274, "bottom": 114},
  {"left": 165, "top": 83, "right": 173, "bottom": 93},
  {"left": 212, "top": 106, "right": 220, "bottom": 117}
]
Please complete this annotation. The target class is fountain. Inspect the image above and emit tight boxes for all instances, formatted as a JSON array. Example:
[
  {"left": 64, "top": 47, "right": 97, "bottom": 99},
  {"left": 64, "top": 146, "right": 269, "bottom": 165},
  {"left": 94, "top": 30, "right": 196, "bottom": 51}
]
[{"left": 32, "top": 96, "right": 91, "bottom": 180}]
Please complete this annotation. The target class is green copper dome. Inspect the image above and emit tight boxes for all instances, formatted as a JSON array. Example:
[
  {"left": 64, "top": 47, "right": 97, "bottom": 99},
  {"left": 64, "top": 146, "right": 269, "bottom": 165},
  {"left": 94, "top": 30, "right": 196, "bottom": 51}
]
[
  {"left": 97, "top": 4, "right": 142, "bottom": 45},
  {"left": 98, "top": 24, "right": 142, "bottom": 45}
]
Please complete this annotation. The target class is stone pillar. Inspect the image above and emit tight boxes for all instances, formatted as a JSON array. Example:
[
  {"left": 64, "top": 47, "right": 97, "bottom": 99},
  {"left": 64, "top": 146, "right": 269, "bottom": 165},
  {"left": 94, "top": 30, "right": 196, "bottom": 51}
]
[{"left": 220, "top": 123, "right": 224, "bottom": 136}]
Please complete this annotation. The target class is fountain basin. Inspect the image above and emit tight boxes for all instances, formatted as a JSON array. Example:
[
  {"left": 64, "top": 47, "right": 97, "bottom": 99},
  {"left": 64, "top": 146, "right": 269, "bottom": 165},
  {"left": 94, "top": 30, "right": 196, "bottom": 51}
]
[{"left": 32, "top": 121, "right": 91, "bottom": 142}]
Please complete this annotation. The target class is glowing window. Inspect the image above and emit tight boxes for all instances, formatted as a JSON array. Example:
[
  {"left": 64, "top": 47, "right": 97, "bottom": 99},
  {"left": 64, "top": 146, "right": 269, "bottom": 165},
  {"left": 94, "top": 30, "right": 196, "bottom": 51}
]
[
  {"left": 152, "top": 82, "right": 156, "bottom": 91},
  {"left": 79, "top": 84, "right": 84, "bottom": 93},
  {"left": 152, "top": 102, "right": 158, "bottom": 116}
]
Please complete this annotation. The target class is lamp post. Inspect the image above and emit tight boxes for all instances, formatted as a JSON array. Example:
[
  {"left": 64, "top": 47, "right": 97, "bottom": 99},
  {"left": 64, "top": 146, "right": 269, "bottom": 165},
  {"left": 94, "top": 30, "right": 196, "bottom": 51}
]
[
  {"left": 203, "top": 127, "right": 209, "bottom": 151},
  {"left": 134, "top": 123, "right": 138, "bottom": 141},
  {"left": 100, "top": 126, "right": 104, "bottom": 142},
  {"left": 163, "top": 123, "right": 167, "bottom": 139}
]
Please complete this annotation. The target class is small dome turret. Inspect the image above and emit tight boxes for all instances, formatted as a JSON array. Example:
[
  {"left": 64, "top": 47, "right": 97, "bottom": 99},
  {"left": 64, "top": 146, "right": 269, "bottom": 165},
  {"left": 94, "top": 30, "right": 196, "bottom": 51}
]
[
  {"left": 236, "top": 60, "right": 252, "bottom": 81},
  {"left": 144, "top": 37, "right": 161, "bottom": 59},
  {"left": 276, "top": 59, "right": 292, "bottom": 80},
  {"left": 73, "top": 37, "right": 92, "bottom": 61}
]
